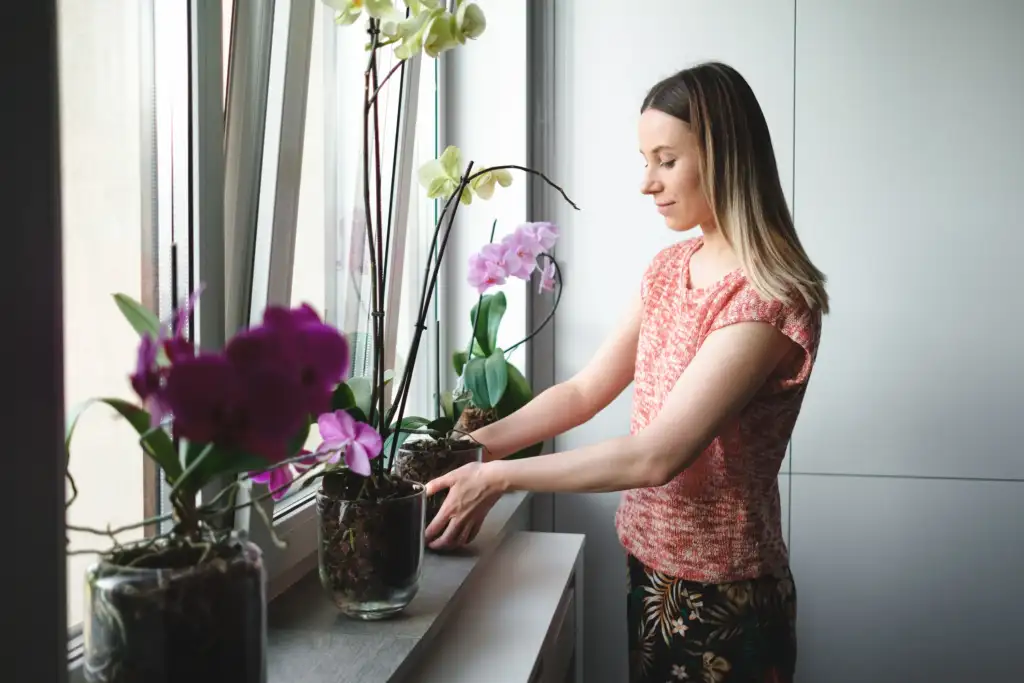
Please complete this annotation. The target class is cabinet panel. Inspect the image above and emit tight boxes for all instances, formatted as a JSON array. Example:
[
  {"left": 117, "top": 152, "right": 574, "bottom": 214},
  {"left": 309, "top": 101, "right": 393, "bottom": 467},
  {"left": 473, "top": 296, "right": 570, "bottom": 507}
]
[
  {"left": 790, "top": 474, "right": 1024, "bottom": 681},
  {"left": 791, "top": 0, "right": 1024, "bottom": 478}
]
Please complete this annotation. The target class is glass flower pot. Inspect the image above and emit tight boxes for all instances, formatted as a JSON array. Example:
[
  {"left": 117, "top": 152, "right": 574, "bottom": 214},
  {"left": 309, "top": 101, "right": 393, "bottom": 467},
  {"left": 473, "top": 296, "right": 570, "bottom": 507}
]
[
  {"left": 316, "top": 470, "right": 425, "bottom": 620},
  {"left": 392, "top": 440, "right": 483, "bottom": 527},
  {"left": 83, "top": 530, "right": 266, "bottom": 683}
]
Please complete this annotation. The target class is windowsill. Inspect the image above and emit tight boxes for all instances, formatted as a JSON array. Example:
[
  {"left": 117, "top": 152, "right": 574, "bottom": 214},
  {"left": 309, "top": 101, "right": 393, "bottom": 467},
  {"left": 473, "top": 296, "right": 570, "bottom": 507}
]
[
  {"left": 66, "top": 492, "right": 531, "bottom": 683},
  {"left": 266, "top": 490, "right": 533, "bottom": 682}
]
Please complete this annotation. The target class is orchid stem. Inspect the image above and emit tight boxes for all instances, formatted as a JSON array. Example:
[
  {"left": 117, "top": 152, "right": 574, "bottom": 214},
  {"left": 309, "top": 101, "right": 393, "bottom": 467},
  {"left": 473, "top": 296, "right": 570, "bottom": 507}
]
[
  {"left": 67, "top": 512, "right": 175, "bottom": 538},
  {"left": 168, "top": 442, "right": 213, "bottom": 501},
  {"left": 504, "top": 254, "right": 564, "bottom": 357},
  {"left": 367, "top": 59, "right": 406, "bottom": 109},
  {"left": 386, "top": 167, "right": 474, "bottom": 467},
  {"left": 468, "top": 165, "right": 580, "bottom": 211}
]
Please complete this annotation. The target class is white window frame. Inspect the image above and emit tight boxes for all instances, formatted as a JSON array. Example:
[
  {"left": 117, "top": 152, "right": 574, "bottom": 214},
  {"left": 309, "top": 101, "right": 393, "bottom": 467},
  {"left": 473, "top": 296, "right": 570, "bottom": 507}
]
[
  {"left": 239, "top": 1, "right": 435, "bottom": 594},
  {"left": 63, "top": 3, "right": 443, "bottom": 675}
]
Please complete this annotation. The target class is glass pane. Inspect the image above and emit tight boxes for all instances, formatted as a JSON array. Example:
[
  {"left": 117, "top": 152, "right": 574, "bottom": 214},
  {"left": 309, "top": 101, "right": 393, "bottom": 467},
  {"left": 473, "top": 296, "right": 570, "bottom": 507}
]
[
  {"left": 276, "top": 5, "right": 441, "bottom": 507},
  {"left": 291, "top": 0, "right": 327, "bottom": 319},
  {"left": 395, "top": 57, "right": 441, "bottom": 421},
  {"left": 283, "top": 0, "right": 329, "bottom": 497},
  {"left": 59, "top": 0, "right": 149, "bottom": 628}
]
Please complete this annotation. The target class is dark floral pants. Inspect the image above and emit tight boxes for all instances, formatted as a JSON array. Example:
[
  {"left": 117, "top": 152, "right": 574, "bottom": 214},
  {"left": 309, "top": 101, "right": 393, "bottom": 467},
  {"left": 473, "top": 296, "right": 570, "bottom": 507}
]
[{"left": 627, "top": 555, "right": 797, "bottom": 683}]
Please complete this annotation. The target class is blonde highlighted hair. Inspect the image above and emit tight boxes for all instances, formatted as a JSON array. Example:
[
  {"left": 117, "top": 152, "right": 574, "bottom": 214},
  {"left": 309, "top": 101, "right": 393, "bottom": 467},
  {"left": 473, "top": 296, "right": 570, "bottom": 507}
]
[{"left": 642, "top": 62, "right": 829, "bottom": 314}]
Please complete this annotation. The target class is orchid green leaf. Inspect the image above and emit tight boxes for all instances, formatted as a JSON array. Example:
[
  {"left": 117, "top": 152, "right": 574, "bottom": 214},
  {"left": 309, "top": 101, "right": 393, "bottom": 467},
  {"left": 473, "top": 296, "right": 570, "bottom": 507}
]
[
  {"left": 427, "top": 416, "right": 454, "bottom": 434},
  {"left": 441, "top": 390, "right": 455, "bottom": 420},
  {"left": 65, "top": 397, "right": 181, "bottom": 483},
  {"left": 382, "top": 416, "right": 431, "bottom": 459},
  {"left": 470, "top": 292, "right": 506, "bottom": 356},
  {"left": 113, "top": 293, "right": 161, "bottom": 339},
  {"left": 452, "top": 350, "right": 468, "bottom": 376},
  {"left": 483, "top": 349, "right": 509, "bottom": 408},
  {"left": 346, "top": 376, "right": 373, "bottom": 417},
  {"left": 181, "top": 441, "right": 268, "bottom": 498},
  {"left": 462, "top": 357, "right": 490, "bottom": 409},
  {"left": 331, "top": 382, "right": 357, "bottom": 412}
]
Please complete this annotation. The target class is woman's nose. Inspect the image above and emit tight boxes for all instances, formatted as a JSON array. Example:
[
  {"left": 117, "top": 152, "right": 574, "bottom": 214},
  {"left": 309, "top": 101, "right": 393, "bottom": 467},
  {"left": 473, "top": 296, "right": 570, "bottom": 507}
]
[{"left": 640, "top": 175, "right": 660, "bottom": 195}]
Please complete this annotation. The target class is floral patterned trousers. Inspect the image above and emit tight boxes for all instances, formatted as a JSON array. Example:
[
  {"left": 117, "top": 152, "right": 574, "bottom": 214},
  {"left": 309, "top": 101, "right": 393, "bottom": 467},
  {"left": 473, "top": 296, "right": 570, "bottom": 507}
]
[{"left": 627, "top": 554, "right": 797, "bottom": 683}]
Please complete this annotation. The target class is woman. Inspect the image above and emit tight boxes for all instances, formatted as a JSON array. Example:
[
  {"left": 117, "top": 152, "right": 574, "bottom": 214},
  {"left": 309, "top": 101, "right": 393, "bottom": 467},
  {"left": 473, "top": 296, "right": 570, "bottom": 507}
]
[{"left": 424, "top": 62, "right": 828, "bottom": 683}]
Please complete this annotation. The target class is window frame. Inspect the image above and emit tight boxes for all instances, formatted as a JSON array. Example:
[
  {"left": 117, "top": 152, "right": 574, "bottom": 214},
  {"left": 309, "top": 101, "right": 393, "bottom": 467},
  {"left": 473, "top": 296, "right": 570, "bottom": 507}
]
[
  {"left": 246, "top": 1, "right": 435, "bottom": 591},
  {"left": 64, "top": 0, "right": 445, "bottom": 671}
]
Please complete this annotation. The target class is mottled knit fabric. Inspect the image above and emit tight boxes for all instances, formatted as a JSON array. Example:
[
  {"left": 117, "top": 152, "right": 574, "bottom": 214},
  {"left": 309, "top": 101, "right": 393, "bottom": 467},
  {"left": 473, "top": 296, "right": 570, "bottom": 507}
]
[{"left": 615, "top": 237, "right": 821, "bottom": 582}]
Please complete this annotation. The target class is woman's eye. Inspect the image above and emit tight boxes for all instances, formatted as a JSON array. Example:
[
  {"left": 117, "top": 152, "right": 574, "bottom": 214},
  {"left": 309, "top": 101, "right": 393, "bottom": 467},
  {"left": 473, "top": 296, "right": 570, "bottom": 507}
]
[{"left": 660, "top": 159, "right": 676, "bottom": 169}]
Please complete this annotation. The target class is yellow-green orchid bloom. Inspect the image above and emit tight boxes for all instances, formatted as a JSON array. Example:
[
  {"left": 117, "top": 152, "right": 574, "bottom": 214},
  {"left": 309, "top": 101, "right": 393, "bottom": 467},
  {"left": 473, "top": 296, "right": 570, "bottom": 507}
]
[
  {"left": 469, "top": 168, "right": 513, "bottom": 200},
  {"left": 418, "top": 147, "right": 515, "bottom": 205},
  {"left": 422, "top": 13, "right": 460, "bottom": 58},
  {"left": 406, "top": 0, "right": 444, "bottom": 13},
  {"left": 453, "top": 2, "right": 486, "bottom": 44},
  {"left": 418, "top": 146, "right": 472, "bottom": 204},
  {"left": 325, "top": 0, "right": 397, "bottom": 26}
]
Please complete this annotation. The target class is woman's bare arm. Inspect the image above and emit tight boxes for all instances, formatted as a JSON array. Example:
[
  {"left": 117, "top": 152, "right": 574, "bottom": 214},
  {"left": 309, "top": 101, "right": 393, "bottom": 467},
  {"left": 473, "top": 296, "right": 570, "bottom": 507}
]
[{"left": 472, "top": 294, "right": 643, "bottom": 461}]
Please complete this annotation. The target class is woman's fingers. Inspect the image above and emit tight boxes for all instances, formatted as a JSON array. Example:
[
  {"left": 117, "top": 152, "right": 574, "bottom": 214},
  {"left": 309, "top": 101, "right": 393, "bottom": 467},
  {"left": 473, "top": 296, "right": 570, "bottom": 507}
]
[
  {"left": 423, "top": 471, "right": 454, "bottom": 497},
  {"left": 460, "top": 518, "right": 483, "bottom": 546},
  {"left": 425, "top": 501, "right": 452, "bottom": 541},
  {"left": 430, "top": 514, "right": 465, "bottom": 550}
]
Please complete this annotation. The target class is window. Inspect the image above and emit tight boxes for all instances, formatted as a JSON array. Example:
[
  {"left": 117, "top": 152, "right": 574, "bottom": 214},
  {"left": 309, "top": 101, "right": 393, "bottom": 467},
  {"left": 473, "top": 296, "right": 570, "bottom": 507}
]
[
  {"left": 60, "top": 0, "right": 444, "bottom": 636},
  {"left": 261, "top": 2, "right": 442, "bottom": 512},
  {"left": 59, "top": 0, "right": 155, "bottom": 628}
]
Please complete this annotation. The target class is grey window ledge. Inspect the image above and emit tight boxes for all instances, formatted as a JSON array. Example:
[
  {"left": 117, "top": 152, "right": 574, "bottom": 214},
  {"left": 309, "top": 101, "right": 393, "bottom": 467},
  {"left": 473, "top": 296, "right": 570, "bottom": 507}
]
[{"left": 266, "top": 491, "right": 533, "bottom": 683}]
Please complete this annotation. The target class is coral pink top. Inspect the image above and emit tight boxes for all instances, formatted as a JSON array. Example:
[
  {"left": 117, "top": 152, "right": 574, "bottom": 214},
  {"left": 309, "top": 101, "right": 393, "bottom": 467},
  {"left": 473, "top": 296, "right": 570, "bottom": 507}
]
[{"left": 615, "top": 237, "right": 821, "bottom": 582}]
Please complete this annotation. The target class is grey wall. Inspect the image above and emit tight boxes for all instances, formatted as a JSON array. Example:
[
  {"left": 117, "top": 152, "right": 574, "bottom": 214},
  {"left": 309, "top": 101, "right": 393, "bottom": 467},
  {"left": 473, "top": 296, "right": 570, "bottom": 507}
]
[{"left": 546, "top": 1, "right": 1024, "bottom": 682}]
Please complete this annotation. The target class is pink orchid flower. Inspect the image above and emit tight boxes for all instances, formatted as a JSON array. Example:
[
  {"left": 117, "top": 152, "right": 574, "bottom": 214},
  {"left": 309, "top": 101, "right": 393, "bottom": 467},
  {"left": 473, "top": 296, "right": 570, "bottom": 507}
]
[
  {"left": 467, "top": 252, "right": 509, "bottom": 294},
  {"left": 538, "top": 260, "right": 557, "bottom": 294},
  {"left": 250, "top": 450, "right": 320, "bottom": 501},
  {"left": 316, "top": 410, "right": 383, "bottom": 477}
]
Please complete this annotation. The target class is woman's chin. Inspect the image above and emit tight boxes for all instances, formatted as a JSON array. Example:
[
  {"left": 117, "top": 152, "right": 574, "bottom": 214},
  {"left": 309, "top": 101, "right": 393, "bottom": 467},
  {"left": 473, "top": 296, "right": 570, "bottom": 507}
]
[{"left": 662, "top": 215, "right": 691, "bottom": 232}]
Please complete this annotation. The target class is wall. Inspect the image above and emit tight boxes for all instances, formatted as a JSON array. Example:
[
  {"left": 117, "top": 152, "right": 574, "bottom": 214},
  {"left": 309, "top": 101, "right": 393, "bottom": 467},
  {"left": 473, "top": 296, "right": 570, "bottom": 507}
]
[
  {"left": 544, "top": 1, "right": 1024, "bottom": 682},
  {"left": 789, "top": 1, "right": 1024, "bottom": 680},
  {"left": 441, "top": 1, "right": 529, "bottom": 383}
]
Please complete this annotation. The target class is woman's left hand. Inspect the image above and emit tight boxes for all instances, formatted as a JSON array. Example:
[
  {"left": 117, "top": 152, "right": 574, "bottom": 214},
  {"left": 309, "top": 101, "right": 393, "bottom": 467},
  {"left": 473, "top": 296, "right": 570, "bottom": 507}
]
[{"left": 424, "top": 461, "right": 504, "bottom": 551}]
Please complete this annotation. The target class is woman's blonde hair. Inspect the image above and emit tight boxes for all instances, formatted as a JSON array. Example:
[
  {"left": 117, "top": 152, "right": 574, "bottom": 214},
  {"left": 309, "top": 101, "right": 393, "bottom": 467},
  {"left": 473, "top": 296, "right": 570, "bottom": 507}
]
[{"left": 643, "top": 62, "right": 829, "bottom": 313}]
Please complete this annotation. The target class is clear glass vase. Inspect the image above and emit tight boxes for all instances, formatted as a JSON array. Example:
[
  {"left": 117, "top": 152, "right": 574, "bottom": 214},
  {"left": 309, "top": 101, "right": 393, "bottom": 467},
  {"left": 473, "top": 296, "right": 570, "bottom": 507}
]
[
  {"left": 316, "top": 471, "right": 425, "bottom": 620},
  {"left": 392, "top": 441, "right": 484, "bottom": 527},
  {"left": 83, "top": 530, "right": 266, "bottom": 683}
]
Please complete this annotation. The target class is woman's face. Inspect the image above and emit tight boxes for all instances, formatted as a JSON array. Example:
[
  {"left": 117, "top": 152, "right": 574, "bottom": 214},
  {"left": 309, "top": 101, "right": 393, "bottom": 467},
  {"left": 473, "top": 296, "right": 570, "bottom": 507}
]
[{"left": 638, "top": 108, "right": 713, "bottom": 232}]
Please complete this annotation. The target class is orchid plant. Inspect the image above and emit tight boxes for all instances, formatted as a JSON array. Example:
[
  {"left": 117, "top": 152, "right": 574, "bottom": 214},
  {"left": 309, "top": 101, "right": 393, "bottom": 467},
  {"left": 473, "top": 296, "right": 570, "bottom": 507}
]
[
  {"left": 443, "top": 222, "right": 563, "bottom": 458},
  {"left": 65, "top": 293, "right": 377, "bottom": 557},
  {"left": 313, "top": 0, "right": 577, "bottom": 486}
]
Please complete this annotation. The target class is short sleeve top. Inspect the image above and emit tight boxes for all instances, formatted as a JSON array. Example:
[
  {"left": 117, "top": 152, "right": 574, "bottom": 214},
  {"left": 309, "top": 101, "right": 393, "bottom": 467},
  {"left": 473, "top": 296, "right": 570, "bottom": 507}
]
[{"left": 615, "top": 237, "right": 822, "bottom": 582}]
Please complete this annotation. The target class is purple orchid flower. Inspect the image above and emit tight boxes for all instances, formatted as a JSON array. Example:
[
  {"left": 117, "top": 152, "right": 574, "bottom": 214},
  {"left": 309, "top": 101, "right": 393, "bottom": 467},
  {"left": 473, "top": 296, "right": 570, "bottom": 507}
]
[
  {"left": 228, "top": 304, "right": 350, "bottom": 417},
  {"left": 250, "top": 450, "right": 319, "bottom": 501},
  {"left": 130, "top": 334, "right": 172, "bottom": 426},
  {"left": 164, "top": 346, "right": 313, "bottom": 465},
  {"left": 316, "top": 410, "right": 383, "bottom": 477}
]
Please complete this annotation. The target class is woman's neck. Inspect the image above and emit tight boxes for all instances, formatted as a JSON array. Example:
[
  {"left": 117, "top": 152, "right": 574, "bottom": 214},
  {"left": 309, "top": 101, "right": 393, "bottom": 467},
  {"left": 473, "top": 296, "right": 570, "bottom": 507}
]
[{"left": 698, "top": 223, "right": 732, "bottom": 257}]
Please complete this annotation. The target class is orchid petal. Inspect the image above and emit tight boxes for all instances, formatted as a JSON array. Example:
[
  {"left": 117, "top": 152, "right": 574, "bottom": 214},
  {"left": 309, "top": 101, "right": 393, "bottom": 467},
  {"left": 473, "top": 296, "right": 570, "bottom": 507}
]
[
  {"left": 364, "top": 0, "right": 396, "bottom": 19},
  {"left": 345, "top": 445, "right": 373, "bottom": 477},
  {"left": 353, "top": 422, "right": 383, "bottom": 460},
  {"left": 438, "top": 145, "right": 461, "bottom": 179},
  {"left": 454, "top": 2, "right": 486, "bottom": 42}
]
